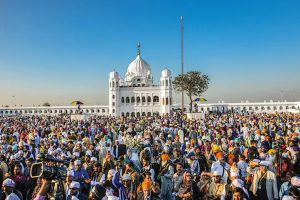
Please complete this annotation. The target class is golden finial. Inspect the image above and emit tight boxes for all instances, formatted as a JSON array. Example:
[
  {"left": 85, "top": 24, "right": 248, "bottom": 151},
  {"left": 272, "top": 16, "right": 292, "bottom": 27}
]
[{"left": 137, "top": 42, "right": 141, "bottom": 56}]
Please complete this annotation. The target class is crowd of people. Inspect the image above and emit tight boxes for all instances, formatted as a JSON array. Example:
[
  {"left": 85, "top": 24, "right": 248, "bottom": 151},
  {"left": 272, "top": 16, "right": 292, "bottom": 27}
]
[{"left": 0, "top": 111, "right": 300, "bottom": 200}]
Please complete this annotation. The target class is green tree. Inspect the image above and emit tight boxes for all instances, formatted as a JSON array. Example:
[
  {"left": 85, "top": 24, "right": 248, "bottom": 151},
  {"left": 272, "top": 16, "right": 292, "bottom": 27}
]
[{"left": 173, "top": 71, "right": 210, "bottom": 113}]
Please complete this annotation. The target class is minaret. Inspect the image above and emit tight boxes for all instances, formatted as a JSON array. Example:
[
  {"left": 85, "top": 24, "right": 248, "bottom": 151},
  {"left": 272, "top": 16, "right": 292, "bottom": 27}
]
[
  {"left": 109, "top": 70, "right": 120, "bottom": 116},
  {"left": 160, "top": 68, "right": 172, "bottom": 115}
]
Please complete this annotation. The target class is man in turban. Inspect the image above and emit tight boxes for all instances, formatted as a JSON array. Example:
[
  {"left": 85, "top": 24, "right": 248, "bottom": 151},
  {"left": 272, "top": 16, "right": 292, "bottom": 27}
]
[
  {"left": 211, "top": 151, "right": 230, "bottom": 183},
  {"left": 159, "top": 154, "right": 174, "bottom": 200}
]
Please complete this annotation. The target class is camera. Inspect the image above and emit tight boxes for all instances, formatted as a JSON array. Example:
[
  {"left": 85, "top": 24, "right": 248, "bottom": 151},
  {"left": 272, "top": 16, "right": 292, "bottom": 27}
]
[{"left": 30, "top": 153, "right": 68, "bottom": 179}]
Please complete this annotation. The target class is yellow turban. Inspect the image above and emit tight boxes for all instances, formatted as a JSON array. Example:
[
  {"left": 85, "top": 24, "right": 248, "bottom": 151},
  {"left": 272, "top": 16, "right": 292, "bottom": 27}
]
[
  {"left": 268, "top": 149, "right": 276, "bottom": 155},
  {"left": 212, "top": 145, "right": 221, "bottom": 152}
]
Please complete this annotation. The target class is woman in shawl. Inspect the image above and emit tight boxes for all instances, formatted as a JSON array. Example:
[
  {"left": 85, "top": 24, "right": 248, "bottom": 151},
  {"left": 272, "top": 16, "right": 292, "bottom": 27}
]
[{"left": 177, "top": 171, "right": 199, "bottom": 200}]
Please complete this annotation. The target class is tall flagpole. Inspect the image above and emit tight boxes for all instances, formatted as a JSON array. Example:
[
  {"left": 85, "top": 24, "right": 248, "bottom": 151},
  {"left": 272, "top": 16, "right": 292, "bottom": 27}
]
[{"left": 181, "top": 16, "right": 184, "bottom": 115}]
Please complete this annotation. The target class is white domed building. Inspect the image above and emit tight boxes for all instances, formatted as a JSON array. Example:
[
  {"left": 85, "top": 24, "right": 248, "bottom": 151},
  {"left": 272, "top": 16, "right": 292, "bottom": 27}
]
[{"left": 109, "top": 44, "right": 172, "bottom": 117}]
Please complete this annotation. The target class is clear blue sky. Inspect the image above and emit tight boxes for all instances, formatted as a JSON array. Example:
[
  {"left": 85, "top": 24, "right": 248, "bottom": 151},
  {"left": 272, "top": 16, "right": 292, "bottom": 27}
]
[{"left": 1, "top": 0, "right": 300, "bottom": 106}]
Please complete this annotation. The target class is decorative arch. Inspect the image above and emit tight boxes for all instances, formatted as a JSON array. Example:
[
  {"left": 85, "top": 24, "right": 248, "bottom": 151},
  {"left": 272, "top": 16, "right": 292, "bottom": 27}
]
[
  {"left": 147, "top": 96, "right": 151, "bottom": 103},
  {"left": 153, "top": 96, "right": 159, "bottom": 102},
  {"left": 131, "top": 97, "right": 135, "bottom": 103},
  {"left": 126, "top": 97, "right": 130, "bottom": 103}
]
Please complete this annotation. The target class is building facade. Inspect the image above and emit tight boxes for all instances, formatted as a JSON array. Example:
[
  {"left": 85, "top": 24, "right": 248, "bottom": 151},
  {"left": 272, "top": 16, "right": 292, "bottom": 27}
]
[{"left": 108, "top": 45, "right": 172, "bottom": 117}]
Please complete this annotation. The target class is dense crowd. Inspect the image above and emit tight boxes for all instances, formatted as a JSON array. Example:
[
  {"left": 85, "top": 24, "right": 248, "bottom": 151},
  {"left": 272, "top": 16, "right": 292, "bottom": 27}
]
[{"left": 0, "top": 112, "right": 300, "bottom": 200}]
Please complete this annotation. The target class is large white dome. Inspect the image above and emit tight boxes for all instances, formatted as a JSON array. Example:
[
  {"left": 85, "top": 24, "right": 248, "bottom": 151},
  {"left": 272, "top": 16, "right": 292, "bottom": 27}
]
[{"left": 125, "top": 55, "right": 152, "bottom": 82}]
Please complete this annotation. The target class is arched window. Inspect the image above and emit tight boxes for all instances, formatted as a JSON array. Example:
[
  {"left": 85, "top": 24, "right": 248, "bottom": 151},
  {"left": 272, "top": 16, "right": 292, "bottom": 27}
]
[
  {"left": 112, "top": 82, "right": 115, "bottom": 87},
  {"left": 147, "top": 96, "right": 151, "bottom": 103},
  {"left": 131, "top": 112, "right": 135, "bottom": 117},
  {"left": 273, "top": 106, "right": 277, "bottom": 110},
  {"left": 137, "top": 112, "right": 140, "bottom": 117},
  {"left": 137, "top": 97, "right": 141, "bottom": 103},
  {"left": 261, "top": 107, "right": 265, "bottom": 110},
  {"left": 126, "top": 112, "right": 130, "bottom": 117},
  {"left": 112, "top": 109, "right": 115, "bottom": 113},
  {"left": 121, "top": 97, "right": 125, "bottom": 103},
  {"left": 255, "top": 107, "right": 259, "bottom": 110},
  {"left": 142, "top": 96, "right": 146, "bottom": 103},
  {"left": 116, "top": 82, "right": 118, "bottom": 87},
  {"left": 153, "top": 96, "right": 159, "bottom": 102},
  {"left": 279, "top": 106, "right": 283, "bottom": 110},
  {"left": 147, "top": 112, "right": 151, "bottom": 116},
  {"left": 131, "top": 97, "right": 135, "bottom": 103},
  {"left": 162, "top": 98, "right": 165, "bottom": 105},
  {"left": 121, "top": 112, "right": 125, "bottom": 117},
  {"left": 102, "top": 109, "right": 105, "bottom": 113},
  {"left": 166, "top": 80, "right": 168, "bottom": 86},
  {"left": 166, "top": 98, "right": 169, "bottom": 105},
  {"left": 142, "top": 112, "right": 146, "bottom": 116},
  {"left": 112, "top": 95, "right": 115, "bottom": 99},
  {"left": 126, "top": 97, "right": 130, "bottom": 103},
  {"left": 267, "top": 106, "right": 271, "bottom": 110}
]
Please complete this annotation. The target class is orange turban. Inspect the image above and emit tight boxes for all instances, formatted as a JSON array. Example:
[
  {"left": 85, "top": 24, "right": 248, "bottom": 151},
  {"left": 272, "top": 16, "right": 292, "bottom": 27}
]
[
  {"left": 228, "top": 153, "right": 235, "bottom": 160},
  {"left": 161, "top": 154, "right": 170, "bottom": 161},
  {"left": 215, "top": 151, "right": 224, "bottom": 159},
  {"left": 293, "top": 133, "right": 298, "bottom": 137},
  {"left": 255, "top": 130, "right": 261, "bottom": 135},
  {"left": 142, "top": 180, "right": 152, "bottom": 190}
]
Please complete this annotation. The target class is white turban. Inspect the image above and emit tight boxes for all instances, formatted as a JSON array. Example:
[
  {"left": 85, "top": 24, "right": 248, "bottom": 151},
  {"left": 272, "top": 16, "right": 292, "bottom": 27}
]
[{"left": 291, "top": 176, "right": 300, "bottom": 187}]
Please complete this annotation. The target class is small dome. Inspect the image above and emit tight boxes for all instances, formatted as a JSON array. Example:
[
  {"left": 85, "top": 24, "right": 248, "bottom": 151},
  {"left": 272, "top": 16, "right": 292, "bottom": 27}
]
[
  {"left": 109, "top": 71, "right": 119, "bottom": 79},
  {"left": 161, "top": 68, "right": 171, "bottom": 77}
]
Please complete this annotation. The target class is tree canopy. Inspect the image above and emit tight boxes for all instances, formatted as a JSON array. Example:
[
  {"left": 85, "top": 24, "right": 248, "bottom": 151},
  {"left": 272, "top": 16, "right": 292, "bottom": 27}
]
[
  {"left": 43, "top": 102, "right": 51, "bottom": 107},
  {"left": 173, "top": 71, "right": 210, "bottom": 112}
]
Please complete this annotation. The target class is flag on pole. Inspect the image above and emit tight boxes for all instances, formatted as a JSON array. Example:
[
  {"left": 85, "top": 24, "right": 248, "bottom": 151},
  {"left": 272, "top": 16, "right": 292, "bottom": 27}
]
[{"left": 194, "top": 97, "right": 207, "bottom": 102}]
